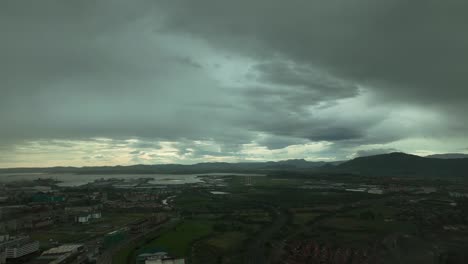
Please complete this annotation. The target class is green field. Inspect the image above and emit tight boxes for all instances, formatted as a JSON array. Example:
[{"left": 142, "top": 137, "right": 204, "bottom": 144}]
[
  {"left": 293, "top": 212, "right": 321, "bottom": 225},
  {"left": 138, "top": 220, "right": 214, "bottom": 257},
  {"left": 191, "top": 231, "right": 248, "bottom": 264},
  {"left": 205, "top": 231, "right": 247, "bottom": 252}
]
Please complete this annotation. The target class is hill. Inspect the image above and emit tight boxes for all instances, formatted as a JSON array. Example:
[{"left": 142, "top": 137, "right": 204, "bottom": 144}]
[
  {"left": 2, "top": 153, "right": 467, "bottom": 178},
  {"left": 0, "top": 159, "right": 327, "bottom": 175},
  {"left": 334, "top": 152, "right": 468, "bottom": 177}
]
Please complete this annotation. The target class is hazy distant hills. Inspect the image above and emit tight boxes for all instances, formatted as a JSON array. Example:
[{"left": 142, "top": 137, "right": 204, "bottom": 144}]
[
  {"left": 334, "top": 152, "right": 468, "bottom": 177},
  {"left": 0, "top": 159, "right": 331, "bottom": 175},
  {"left": 1, "top": 153, "right": 468, "bottom": 178}
]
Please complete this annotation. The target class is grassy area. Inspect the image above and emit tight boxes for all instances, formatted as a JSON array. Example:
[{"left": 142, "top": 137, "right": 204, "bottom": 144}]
[
  {"left": 113, "top": 245, "right": 134, "bottom": 264},
  {"left": 138, "top": 220, "right": 215, "bottom": 257},
  {"left": 293, "top": 212, "right": 321, "bottom": 225},
  {"left": 234, "top": 209, "right": 272, "bottom": 223},
  {"left": 205, "top": 231, "right": 247, "bottom": 252},
  {"left": 111, "top": 219, "right": 180, "bottom": 264},
  {"left": 191, "top": 231, "right": 248, "bottom": 264},
  {"left": 313, "top": 215, "right": 418, "bottom": 246}
]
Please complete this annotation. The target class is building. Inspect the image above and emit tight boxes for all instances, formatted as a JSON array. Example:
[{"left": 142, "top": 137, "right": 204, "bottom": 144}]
[
  {"left": 146, "top": 257, "right": 185, "bottom": 264},
  {"left": 75, "top": 212, "right": 102, "bottom": 224},
  {"left": 449, "top": 192, "right": 468, "bottom": 198},
  {"left": 130, "top": 219, "right": 149, "bottom": 234},
  {"left": 137, "top": 252, "right": 185, "bottom": 264},
  {"left": 0, "top": 235, "right": 39, "bottom": 260},
  {"left": 38, "top": 244, "right": 84, "bottom": 263},
  {"left": 66, "top": 205, "right": 103, "bottom": 214},
  {"left": 76, "top": 215, "right": 90, "bottom": 224},
  {"left": 5, "top": 240, "right": 39, "bottom": 259},
  {"left": 91, "top": 212, "right": 102, "bottom": 219}
]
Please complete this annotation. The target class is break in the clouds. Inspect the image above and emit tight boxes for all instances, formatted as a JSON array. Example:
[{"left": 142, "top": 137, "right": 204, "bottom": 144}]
[{"left": 1, "top": 0, "right": 468, "bottom": 167}]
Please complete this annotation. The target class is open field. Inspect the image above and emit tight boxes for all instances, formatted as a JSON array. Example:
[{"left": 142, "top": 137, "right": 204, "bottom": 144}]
[
  {"left": 293, "top": 212, "right": 322, "bottom": 225},
  {"left": 137, "top": 220, "right": 215, "bottom": 257}
]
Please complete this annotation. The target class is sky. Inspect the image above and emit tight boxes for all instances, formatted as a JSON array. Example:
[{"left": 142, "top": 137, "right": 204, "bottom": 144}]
[{"left": 1, "top": 0, "right": 468, "bottom": 168}]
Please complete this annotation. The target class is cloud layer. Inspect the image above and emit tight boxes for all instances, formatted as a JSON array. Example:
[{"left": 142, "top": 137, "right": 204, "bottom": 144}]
[{"left": 1, "top": 0, "right": 467, "bottom": 167}]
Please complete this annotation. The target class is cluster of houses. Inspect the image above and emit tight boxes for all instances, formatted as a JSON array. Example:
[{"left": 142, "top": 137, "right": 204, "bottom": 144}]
[
  {"left": 0, "top": 203, "right": 104, "bottom": 235},
  {"left": 65, "top": 205, "right": 103, "bottom": 224}
]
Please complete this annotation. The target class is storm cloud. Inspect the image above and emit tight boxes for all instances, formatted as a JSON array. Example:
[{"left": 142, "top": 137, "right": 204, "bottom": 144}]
[{"left": 1, "top": 0, "right": 467, "bottom": 167}]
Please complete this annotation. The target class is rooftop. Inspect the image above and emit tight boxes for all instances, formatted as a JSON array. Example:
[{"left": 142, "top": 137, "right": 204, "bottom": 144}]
[{"left": 42, "top": 244, "right": 83, "bottom": 255}]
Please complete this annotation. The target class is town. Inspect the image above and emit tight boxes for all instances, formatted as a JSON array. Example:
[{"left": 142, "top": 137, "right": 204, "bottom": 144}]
[{"left": 1, "top": 170, "right": 467, "bottom": 264}]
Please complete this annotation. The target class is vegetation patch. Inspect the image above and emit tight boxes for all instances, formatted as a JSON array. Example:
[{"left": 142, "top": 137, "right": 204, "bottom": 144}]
[
  {"left": 139, "top": 220, "right": 214, "bottom": 257},
  {"left": 205, "top": 231, "right": 247, "bottom": 252},
  {"left": 293, "top": 212, "right": 321, "bottom": 225}
]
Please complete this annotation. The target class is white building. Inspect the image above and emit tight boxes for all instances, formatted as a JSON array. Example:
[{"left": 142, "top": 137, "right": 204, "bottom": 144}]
[
  {"left": 91, "top": 212, "right": 102, "bottom": 219},
  {"left": 75, "top": 212, "right": 101, "bottom": 223},
  {"left": 76, "top": 215, "right": 90, "bottom": 223}
]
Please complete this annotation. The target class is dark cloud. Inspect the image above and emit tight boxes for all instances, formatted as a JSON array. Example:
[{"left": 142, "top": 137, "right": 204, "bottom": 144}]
[
  {"left": 250, "top": 61, "right": 358, "bottom": 101},
  {"left": 256, "top": 135, "right": 308, "bottom": 150},
  {"left": 1, "top": 0, "right": 467, "bottom": 166},
  {"left": 0, "top": 0, "right": 234, "bottom": 143},
  {"left": 159, "top": 0, "right": 468, "bottom": 106},
  {"left": 355, "top": 148, "right": 400, "bottom": 158}
]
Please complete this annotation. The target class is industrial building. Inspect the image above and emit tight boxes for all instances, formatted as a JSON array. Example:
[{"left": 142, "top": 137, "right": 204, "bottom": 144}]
[
  {"left": 37, "top": 244, "right": 84, "bottom": 263},
  {"left": 0, "top": 235, "right": 39, "bottom": 260},
  {"left": 137, "top": 252, "right": 185, "bottom": 264}
]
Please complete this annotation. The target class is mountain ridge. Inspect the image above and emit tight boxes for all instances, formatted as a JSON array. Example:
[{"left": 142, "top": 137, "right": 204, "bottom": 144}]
[
  {"left": 334, "top": 152, "right": 468, "bottom": 177},
  {"left": 0, "top": 159, "right": 330, "bottom": 174},
  {"left": 2, "top": 153, "right": 468, "bottom": 178}
]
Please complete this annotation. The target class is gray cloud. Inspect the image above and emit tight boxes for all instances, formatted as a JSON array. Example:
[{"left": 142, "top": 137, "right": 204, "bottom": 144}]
[
  {"left": 250, "top": 61, "right": 358, "bottom": 101},
  {"left": 355, "top": 148, "right": 400, "bottom": 158},
  {"left": 1, "top": 0, "right": 467, "bottom": 166},
  {"left": 256, "top": 135, "right": 308, "bottom": 150},
  {"left": 158, "top": 0, "right": 468, "bottom": 110}
]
